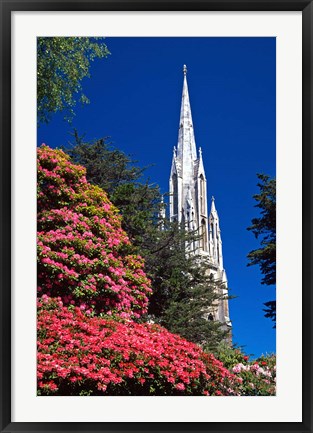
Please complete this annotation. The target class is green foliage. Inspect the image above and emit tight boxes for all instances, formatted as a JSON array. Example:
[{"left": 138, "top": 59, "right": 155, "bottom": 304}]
[
  {"left": 214, "top": 341, "right": 250, "bottom": 368},
  {"left": 247, "top": 174, "right": 276, "bottom": 325},
  {"left": 37, "top": 38, "right": 110, "bottom": 124},
  {"left": 111, "top": 182, "right": 161, "bottom": 247},
  {"left": 64, "top": 135, "right": 230, "bottom": 350}
]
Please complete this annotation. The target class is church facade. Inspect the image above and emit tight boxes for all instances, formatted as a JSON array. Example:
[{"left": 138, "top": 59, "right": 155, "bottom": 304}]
[{"left": 169, "top": 65, "right": 231, "bottom": 330}]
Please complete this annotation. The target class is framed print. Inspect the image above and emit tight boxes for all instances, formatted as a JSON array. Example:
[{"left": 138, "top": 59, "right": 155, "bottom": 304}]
[{"left": 1, "top": 1, "right": 312, "bottom": 432}]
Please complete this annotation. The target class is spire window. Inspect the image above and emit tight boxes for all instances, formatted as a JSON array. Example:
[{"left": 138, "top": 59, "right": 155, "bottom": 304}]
[
  {"left": 172, "top": 174, "right": 178, "bottom": 216},
  {"left": 199, "top": 175, "right": 205, "bottom": 215},
  {"left": 200, "top": 219, "right": 208, "bottom": 251}
]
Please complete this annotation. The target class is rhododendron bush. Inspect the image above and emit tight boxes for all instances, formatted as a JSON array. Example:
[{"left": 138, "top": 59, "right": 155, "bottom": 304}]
[
  {"left": 37, "top": 145, "right": 152, "bottom": 319},
  {"left": 215, "top": 345, "right": 276, "bottom": 396},
  {"left": 37, "top": 297, "right": 240, "bottom": 396},
  {"left": 37, "top": 145, "right": 242, "bottom": 396},
  {"left": 231, "top": 356, "right": 276, "bottom": 396}
]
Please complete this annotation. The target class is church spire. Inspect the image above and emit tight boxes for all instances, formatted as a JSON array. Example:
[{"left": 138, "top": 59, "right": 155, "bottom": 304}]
[
  {"left": 210, "top": 196, "right": 217, "bottom": 215},
  {"left": 177, "top": 65, "right": 197, "bottom": 162},
  {"left": 168, "top": 65, "right": 231, "bottom": 334}
]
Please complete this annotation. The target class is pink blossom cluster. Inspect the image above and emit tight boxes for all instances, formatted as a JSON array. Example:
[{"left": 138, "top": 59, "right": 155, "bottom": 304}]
[
  {"left": 231, "top": 360, "right": 276, "bottom": 395},
  {"left": 37, "top": 145, "right": 152, "bottom": 319},
  {"left": 232, "top": 362, "right": 273, "bottom": 377},
  {"left": 37, "top": 297, "right": 241, "bottom": 396}
]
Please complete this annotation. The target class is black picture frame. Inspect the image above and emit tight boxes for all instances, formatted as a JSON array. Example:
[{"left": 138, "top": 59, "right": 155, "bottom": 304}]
[{"left": 1, "top": 1, "right": 312, "bottom": 432}]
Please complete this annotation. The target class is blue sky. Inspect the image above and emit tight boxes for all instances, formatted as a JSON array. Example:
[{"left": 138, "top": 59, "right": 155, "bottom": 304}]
[{"left": 38, "top": 37, "right": 276, "bottom": 358}]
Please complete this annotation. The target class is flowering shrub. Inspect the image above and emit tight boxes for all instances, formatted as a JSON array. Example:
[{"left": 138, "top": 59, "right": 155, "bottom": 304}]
[
  {"left": 37, "top": 297, "right": 240, "bottom": 396},
  {"left": 36, "top": 145, "right": 269, "bottom": 397},
  {"left": 230, "top": 356, "right": 276, "bottom": 396},
  {"left": 37, "top": 145, "right": 152, "bottom": 319},
  {"left": 215, "top": 344, "right": 276, "bottom": 396}
]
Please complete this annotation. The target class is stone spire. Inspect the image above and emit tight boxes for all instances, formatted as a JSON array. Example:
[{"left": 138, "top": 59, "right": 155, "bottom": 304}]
[
  {"left": 209, "top": 196, "right": 223, "bottom": 270},
  {"left": 169, "top": 65, "right": 207, "bottom": 241},
  {"left": 177, "top": 65, "right": 197, "bottom": 164},
  {"left": 168, "top": 65, "right": 232, "bottom": 334},
  {"left": 169, "top": 65, "right": 199, "bottom": 225}
]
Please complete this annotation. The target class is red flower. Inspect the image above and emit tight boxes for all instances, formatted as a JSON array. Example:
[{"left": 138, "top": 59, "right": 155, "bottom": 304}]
[{"left": 37, "top": 298, "right": 241, "bottom": 396}]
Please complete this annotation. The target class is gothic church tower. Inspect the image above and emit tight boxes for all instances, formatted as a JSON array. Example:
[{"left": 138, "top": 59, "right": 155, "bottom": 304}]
[{"left": 169, "top": 65, "right": 231, "bottom": 329}]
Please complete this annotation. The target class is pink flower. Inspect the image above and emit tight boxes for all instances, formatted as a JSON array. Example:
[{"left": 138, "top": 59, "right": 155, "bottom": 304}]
[{"left": 232, "top": 364, "right": 242, "bottom": 373}]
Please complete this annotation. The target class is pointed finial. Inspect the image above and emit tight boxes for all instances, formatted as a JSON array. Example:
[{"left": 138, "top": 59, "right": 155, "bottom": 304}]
[
  {"left": 210, "top": 196, "right": 217, "bottom": 215},
  {"left": 199, "top": 147, "right": 202, "bottom": 157},
  {"left": 183, "top": 64, "right": 187, "bottom": 76}
]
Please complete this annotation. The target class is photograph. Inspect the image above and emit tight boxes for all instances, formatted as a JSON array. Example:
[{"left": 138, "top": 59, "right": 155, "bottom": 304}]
[
  {"left": 2, "top": 1, "right": 313, "bottom": 430},
  {"left": 36, "top": 36, "right": 276, "bottom": 397}
]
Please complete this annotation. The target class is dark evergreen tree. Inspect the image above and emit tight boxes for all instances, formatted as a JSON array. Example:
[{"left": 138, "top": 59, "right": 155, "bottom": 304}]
[
  {"left": 67, "top": 131, "right": 143, "bottom": 196},
  {"left": 136, "top": 220, "right": 229, "bottom": 349},
  {"left": 66, "top": 132, "right": 161, "bottom": 248},
  {"left": 247, "top": 174, "right": 276, "bottom": 325}
]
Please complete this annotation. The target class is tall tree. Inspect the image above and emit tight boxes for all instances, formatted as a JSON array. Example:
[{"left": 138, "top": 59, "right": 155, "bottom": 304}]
[
  {"left": 64, "top": 136, "right": 230, "bottom": 349},
  {"left": 247, "top": 174, "right": 276, "bottom": 325},
  {"left": 67, "top": 131, "right": 144, "bottom": 196},
  {"left": 143, "top": 221, "right": 230, "bottom": 350},
  {"left": 66, "top": 132, "right": 160, "bottom": 248},
  {"left": 37, "top": 38, "right": 110, "bottom": 124}
]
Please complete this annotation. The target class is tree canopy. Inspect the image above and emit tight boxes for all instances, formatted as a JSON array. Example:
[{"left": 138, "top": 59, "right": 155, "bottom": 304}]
[
  {"left": 37, "top": 38, "right": 110, "bottom": 124},
  {"left": 247, "top": 174, "right": 276, "bottom": 325}
]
